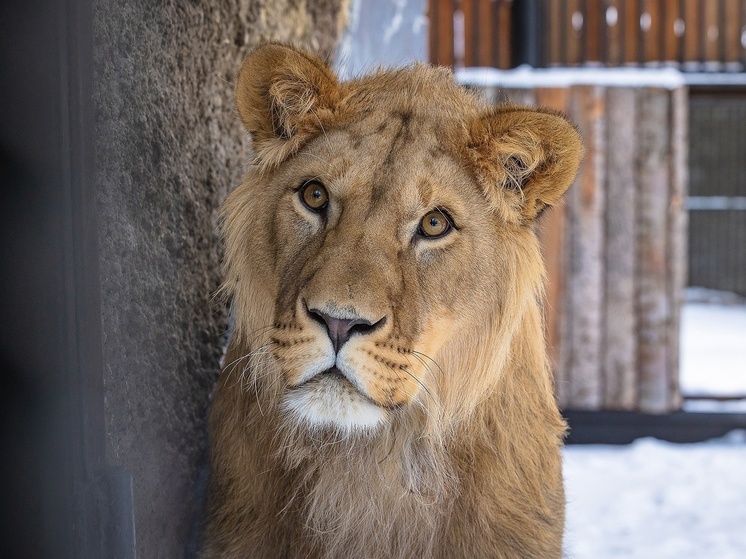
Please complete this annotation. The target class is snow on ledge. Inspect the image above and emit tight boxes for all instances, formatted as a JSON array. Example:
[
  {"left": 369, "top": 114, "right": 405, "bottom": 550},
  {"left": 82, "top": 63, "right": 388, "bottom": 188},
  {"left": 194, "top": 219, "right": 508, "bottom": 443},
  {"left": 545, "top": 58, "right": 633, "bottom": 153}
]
[{"left": 456, "top": 65, "right": 686, "bottom": 89}]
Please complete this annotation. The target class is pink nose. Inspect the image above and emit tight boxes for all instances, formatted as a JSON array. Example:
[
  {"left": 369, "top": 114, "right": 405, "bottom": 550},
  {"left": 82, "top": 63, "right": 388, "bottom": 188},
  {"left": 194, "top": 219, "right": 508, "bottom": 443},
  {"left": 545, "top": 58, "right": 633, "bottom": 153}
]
[{"left": 307, "top": 309, "right": 383, "bottom": 353}]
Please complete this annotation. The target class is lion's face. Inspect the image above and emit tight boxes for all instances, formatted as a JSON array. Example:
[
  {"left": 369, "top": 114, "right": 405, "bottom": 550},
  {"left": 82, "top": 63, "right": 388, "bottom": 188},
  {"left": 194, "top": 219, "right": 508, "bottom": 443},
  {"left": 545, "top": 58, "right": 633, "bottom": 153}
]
[
  {"left": 223, "top": 45, "right": 582, "bottom": 434},
  {"left": 248, "top": 116, "right": 499, "bottom": 431}
]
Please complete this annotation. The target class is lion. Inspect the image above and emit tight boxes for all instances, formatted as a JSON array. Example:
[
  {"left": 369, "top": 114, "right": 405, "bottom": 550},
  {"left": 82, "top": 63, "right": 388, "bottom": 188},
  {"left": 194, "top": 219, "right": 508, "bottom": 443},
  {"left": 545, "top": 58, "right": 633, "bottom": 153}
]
[{"left": 202, "top": 43, "right": 582, "bottom": 559}]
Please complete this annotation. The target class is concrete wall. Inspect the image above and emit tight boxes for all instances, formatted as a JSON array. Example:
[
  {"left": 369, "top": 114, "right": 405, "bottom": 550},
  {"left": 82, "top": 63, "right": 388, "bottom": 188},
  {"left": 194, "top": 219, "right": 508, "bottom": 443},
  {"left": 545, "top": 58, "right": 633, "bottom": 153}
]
[{"left": 92, "top": 1, "right": 348, "bottom": 556}]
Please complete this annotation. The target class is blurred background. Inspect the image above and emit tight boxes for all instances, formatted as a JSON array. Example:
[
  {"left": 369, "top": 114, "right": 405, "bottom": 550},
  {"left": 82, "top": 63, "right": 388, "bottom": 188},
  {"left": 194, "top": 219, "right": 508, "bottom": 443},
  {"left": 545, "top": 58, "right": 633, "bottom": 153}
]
[{"left": 1, "top": 1, "right": 744, "bottom": 557}]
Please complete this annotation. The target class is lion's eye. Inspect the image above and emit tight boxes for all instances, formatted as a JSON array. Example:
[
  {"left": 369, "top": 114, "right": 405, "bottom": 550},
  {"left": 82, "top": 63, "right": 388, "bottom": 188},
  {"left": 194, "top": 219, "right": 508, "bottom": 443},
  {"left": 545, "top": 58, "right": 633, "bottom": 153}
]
[
  {"left": 299, "top": 181, "right": 329, "bottom": 212},
  {"left": 417, "top": 209, "right": 453, "bottom": 239}
]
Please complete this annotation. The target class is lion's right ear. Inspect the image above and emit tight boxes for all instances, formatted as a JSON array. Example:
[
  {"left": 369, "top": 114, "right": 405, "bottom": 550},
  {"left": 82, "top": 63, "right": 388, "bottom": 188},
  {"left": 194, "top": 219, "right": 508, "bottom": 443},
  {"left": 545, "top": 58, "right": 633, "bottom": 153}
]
[{"left": 235, "top": 43, "right": 342, "bottom": 169}]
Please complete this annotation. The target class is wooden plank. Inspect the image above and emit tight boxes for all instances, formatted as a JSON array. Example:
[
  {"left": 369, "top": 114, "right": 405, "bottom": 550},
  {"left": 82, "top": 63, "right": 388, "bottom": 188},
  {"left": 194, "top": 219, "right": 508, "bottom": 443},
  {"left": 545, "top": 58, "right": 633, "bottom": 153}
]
[
  {"left": 585, "top": 0, "right": 602, "bottom": 63},
  {"left": 547, "top": 0, "right": 563, "bottom": 65},
  {"left": 623, "top": 0, "right": 641, "bottom": 64},
  {"left": 477, "top": 0, "right": 492, "bottom": 66},
  {"left": 566, "top": 0, "right": 583, "bottom": 65},
  {"left": 641, "top": 0, "right": 662, "bottom": 63},
  {"left": 704, "top": 0, "right": 720, "bottom": 63},
  {"left": 662, "top": 0, "right": 681, "bottom": 63},
  {"left": 432, "top": 0, "right": 455, "bottom": 66},
  {"left": 723, "top": 0, "right": 741, "bottom": 63},
  {"left": 565, "top": 85, "right": 606, "bottom": 410},
  {"left": 682, "top": 0, "right": 701, "bottom": 63},
  {"left": 496, "top": 0, "right": 512, "bottom": 69},
  {"left": 666, "top": 86, "right": 687, "bottom": 412},
  {"left": 636, "top": 88, "right": 673, "bottom": 413},
  {"left": 535, "top": 87, "right": 571, "bottom": 407},
  {"left": 606, "top": 0, "right": 623, "bottom": 65},
  {"left": 461, "top": 0, "right": 475, "bottom": 67},
  {"left": 603, "top": 87, "right": 638, "bottom": 410}
]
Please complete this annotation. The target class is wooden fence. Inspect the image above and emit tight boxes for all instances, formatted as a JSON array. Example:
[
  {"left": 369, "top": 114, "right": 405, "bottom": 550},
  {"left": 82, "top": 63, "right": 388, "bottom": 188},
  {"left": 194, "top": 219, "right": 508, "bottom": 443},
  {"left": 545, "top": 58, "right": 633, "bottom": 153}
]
[
  {"left": 461, "top": 71, "right": 688, "bottom": 412},
  {"left": 429, "top": 0, "right": 746, "bottom": 70}
]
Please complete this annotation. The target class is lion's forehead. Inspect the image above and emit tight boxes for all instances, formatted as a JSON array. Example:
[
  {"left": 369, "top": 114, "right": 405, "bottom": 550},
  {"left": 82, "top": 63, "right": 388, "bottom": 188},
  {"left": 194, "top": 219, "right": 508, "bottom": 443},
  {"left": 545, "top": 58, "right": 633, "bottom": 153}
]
[{"left": 302, "top": 112, "right": 473, "bottom": 212}]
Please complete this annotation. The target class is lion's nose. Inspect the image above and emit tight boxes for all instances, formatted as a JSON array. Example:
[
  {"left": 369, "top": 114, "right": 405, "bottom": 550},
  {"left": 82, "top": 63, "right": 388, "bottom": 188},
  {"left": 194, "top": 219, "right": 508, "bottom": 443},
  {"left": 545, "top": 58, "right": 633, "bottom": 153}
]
[{"left": 307, "top": 308, "right": 384, "bottom": 353}]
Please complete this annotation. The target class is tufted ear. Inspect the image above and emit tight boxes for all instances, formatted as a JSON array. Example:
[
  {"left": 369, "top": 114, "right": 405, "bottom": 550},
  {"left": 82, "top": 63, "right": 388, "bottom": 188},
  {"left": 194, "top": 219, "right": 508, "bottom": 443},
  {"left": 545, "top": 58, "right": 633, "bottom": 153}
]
[
  {"left": 468, "top": 106, "right": 583, "bottom": 222},
  {"left": 235, "top": 43, "right": 343, "bottom": 169}
]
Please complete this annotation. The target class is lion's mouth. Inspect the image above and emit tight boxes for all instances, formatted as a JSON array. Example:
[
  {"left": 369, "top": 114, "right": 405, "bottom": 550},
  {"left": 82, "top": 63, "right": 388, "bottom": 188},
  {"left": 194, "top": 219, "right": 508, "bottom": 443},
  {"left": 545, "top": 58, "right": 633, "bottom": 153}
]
[
  {"left": 283, "top": 366, "right": 387, "bottom": 431},
  {"left": 317, "top": 366, "right": 345, "bottom": 381},
  {"left": 296, "top": 366, "right": 374, "bottom": 402}
]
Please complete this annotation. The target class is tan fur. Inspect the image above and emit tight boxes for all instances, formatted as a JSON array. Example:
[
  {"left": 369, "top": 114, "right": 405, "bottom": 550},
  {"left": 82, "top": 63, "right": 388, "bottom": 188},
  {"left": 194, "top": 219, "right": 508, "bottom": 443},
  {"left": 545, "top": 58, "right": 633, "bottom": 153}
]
[{"left": 202, "top": 43, "right": 583, "bottom": 559}]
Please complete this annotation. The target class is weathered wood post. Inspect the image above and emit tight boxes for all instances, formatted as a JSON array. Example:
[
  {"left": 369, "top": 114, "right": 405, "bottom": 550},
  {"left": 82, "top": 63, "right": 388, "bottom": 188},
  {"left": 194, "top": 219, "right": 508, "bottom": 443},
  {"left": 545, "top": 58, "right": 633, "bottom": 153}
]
[{"left": 459, "top": 68, "right": 688, "bottom": 413}]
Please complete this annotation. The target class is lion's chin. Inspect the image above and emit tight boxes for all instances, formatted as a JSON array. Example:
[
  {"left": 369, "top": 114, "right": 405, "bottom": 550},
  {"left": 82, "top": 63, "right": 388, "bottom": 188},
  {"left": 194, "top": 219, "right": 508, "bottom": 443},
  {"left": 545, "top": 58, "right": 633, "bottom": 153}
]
[{"left": 282, "top": 371, "right": 386, "bottom": 434}]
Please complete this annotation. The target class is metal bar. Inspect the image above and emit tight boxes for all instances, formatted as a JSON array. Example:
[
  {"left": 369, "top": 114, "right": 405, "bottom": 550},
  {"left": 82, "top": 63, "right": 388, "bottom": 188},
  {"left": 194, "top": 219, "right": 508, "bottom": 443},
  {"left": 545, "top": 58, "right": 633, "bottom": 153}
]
[{"left": 686, "top": 196, "right": 746, "bottom": 210}]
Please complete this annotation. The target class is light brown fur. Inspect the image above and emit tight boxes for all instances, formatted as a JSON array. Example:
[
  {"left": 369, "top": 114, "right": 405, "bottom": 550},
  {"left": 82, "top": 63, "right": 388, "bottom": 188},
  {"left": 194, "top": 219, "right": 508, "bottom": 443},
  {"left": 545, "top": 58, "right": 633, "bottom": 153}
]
[{"left": 203, "top": 43, "right": 583, "bottom": 558}]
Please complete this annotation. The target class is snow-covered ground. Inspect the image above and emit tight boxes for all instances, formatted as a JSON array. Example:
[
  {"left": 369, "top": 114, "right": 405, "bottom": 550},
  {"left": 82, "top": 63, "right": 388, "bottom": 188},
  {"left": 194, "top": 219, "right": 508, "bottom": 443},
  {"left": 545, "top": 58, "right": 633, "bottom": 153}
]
[
  {"left": 680, "top": 289, "right": 746, "bottom": 398},
  {"left": 564, "top": 431, "right": 746, "bottom": 559},
  {"left": 563, "top": 290, "right": 746, "bottom": 558}
]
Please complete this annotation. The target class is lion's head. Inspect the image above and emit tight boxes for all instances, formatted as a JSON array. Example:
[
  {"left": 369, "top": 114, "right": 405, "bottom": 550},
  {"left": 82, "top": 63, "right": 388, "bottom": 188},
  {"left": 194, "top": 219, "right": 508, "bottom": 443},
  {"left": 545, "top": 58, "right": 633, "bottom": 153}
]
[
  {"left": 206, "top": 43, "right": 583, "bottom": 559},
  {"left": 220, "top": 44, "right": 581, "bottom": 438}
]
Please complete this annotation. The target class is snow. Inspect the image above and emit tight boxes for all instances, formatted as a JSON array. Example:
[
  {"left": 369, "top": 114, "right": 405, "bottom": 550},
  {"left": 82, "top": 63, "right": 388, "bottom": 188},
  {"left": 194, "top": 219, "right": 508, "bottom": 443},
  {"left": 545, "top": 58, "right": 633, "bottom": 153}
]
[
  {"left": 456, "top": 65, "right": 686, "bottom": 89},
  {"left": 563, "top": 431, "right": 746, "bottom": 559},
  {"left": 564, "top": 290, "right": 746, "bottom": 558},
  {"left": 680, "top": 301, "right": 746, "bottom": 397}
]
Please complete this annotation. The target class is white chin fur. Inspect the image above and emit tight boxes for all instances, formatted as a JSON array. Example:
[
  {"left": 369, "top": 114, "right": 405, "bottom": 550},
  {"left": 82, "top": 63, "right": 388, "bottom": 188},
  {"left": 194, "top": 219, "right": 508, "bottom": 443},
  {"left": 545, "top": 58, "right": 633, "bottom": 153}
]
[{"left": 282, "top": 376, "right": 386, "bottom": 433}]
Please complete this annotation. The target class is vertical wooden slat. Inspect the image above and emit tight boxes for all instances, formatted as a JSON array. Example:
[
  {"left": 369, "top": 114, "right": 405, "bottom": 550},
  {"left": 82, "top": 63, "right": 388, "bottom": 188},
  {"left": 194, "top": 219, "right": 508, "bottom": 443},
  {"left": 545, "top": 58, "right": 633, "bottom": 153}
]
[
  {"left": 566, "top": 85, "right": 606, "bottom": 410},
  {"left": 663, "top": 0, "right": 680, "bottom": 63},
  {"left": 535, "top": 87, "right": 571, "bottom": 407},
  {"left": 496, "top": 0, "right": 512, "bottom": 69},
  {"left": 636, "top": 88, "right": 673, "bottom": 413},
  {"left": 606, "top": 0, "right": 623, "bottom": 65},
  {"left": 477, "top": 0, "right": 492, "bottom": 66},
  {"left": 738, "top": 0, "right": 746, "bottom": 68},
  {"left": 430, "top": 0, "right": 455, "bottom": 66},
  {"left": 603, "top": 87, "right": 638, "bottom": 410},
  {"left": 624, "top": 0, "right": 641, "bottom": 63},
  {"left": 704, "top": 0, "right": 720, "bottom": 63},
  {"left": 567, "top": 0, "right": 583, "bottom": 65},
  {"left": 641, "top": 0, "right": 663, "bottom": 64},
  {"left": 547, "top": 0, "right": 563, "bottom": 65},
  {"left": 461, "top": 0, "right": 476, "bottom": 67},
  {"left": 667, "top": 85, "right": 687, "bottom": 412},
  {"left": 682, "top": 0, "right": 700, "bottom": 63},
  {"left": 585, "top": 0, "right": 602, "bottom": 63},
  {"left": 724, "top": 0, "right": 741, "bottom": 63}
]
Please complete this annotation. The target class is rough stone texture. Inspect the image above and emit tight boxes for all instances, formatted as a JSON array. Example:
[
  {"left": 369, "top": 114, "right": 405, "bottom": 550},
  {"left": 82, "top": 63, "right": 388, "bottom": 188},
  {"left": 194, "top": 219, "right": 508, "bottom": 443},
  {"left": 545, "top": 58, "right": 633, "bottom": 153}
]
[{"left": 92, "top": 1, "right": 347, "bottom": 557}]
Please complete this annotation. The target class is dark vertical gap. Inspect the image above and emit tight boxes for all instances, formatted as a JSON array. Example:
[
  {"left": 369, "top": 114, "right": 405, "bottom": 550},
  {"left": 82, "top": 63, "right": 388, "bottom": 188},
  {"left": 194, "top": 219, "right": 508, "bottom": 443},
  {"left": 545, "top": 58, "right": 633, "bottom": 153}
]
[{"left": 511, "top": 0, "right": 540, "bottom": 67}]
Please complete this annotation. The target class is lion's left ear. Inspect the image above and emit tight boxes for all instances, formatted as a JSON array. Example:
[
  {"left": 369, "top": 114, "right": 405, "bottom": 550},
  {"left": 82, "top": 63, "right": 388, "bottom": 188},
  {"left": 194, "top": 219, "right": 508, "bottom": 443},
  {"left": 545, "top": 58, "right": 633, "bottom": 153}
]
[
  {"left": 235, "top": 43, "right": 343, "bottom": 169},
  {"left": 468, "top": 106, "right": 583, "bottom": 221}
]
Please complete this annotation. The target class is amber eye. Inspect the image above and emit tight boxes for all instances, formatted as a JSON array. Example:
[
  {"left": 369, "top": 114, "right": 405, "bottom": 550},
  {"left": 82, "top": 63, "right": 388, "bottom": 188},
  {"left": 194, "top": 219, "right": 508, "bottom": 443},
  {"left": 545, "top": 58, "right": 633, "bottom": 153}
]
[
  {"left": 299, "top": 181, "right": 329, "bottom": 212},
  {"left": 417, "top": 209, "right": 453, "bottom": 239}
]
